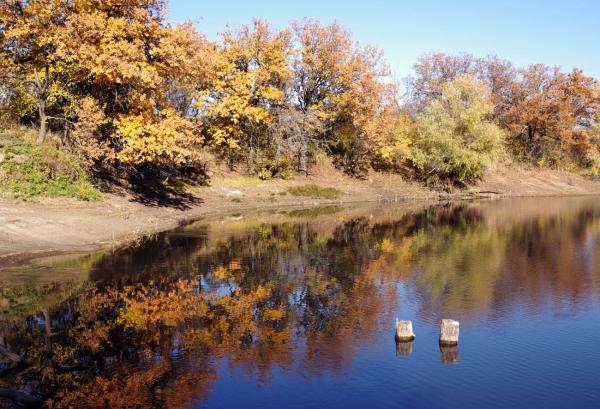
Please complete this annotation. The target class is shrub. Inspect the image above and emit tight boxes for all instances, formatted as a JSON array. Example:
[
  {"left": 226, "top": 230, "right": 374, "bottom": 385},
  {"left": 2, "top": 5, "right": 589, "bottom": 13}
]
[
  {"left": 411, "top": 75, "right": 504, "bottom": 188},
  {"left": 286, "top": 184, "right": 340, "bottom": 199},
  {"left": 0, "top": 134, "right": 100, "bottom": 200},
  {"left": 257, "top": 157, "right": 294, "bottom": 180}
]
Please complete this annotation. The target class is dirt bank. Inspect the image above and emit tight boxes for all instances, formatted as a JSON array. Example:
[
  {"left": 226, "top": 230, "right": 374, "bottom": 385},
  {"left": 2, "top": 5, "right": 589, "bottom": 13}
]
[{"left": 1, "top": 166, "right": 600, "bottom": 265}]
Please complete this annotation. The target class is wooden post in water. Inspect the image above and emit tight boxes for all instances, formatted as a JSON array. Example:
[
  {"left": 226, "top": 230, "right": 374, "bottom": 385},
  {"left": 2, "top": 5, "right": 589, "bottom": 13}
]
[
  {"left": 395, "top": 319, "right": 415, "bottom": 342},
  {"left": 439, "top": 319, "right": 459, "bottom": 346}
]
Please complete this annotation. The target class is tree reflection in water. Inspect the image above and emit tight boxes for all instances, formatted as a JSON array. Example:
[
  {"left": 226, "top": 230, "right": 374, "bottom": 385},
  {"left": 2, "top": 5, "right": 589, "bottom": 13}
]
[{"left": 2, "top": 198, "right": 600, "bottom": 407}]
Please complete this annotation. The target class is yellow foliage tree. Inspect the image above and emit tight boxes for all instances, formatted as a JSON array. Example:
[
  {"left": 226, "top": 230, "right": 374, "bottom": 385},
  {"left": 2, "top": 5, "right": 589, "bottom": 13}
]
[
  {"left": 200, "top": 19, "right": 292, "bottom": 166},
  {"left": 55, "top": 0, "right": 212, "bottom": 167},
  {"left": 1, "top": 0, "right": 212, "bottom": 169},
  {"left": 0, "top": 0, "right": 74, "bottom": 143}
]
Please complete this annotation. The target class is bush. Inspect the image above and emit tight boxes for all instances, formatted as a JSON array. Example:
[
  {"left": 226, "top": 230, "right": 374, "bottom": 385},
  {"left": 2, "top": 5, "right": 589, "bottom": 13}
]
[
  {"left": 0, "top": 133, "right": 100, "bottom": 200},
  {"left": 286, "top": 184, "right": 340, "bottom": 199},
  {"left": 257, "top": 157, "right": 294, "bottom": 180},
  {"left": 410, "top": 75, "right": 504, "bottom": 188}
]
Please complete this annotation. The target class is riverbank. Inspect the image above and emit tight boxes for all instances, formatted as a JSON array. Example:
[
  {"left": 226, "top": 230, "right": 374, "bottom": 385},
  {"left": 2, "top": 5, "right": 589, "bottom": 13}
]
[{"left": 1, "top": 165, "right": 600, "bottom": 265}]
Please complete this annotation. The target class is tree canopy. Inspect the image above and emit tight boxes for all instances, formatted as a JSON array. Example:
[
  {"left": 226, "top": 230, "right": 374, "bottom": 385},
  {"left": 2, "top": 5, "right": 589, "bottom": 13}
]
[
  {"left": 1, "top": 1, "right": 599, "bottom": 190},
  {"left": 411, "top": 75, "right": 504, "bottom": 186}
]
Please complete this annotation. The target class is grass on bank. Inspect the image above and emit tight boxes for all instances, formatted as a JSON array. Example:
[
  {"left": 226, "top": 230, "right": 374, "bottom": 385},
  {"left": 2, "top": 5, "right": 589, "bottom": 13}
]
[
  {"left": 286, "top": 184, "right": 341, "bottom": 199},
  {"left": 0, "top": 130, "right": 100, "bottom": 201}
]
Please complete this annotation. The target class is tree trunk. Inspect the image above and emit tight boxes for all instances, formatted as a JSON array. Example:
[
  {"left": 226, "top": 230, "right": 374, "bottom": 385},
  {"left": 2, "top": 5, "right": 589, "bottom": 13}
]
[
  {"left": 298, "top": 143, "right": 308, "bottom": 175},
  {"left": 42, "top": 308, "right": 52, "bottom": 351},
  {"left": 33, "top": 67, "right": 50, "bottom": 145},
  {"left": 36, "top": 99, "right": 47, "bottom": 145}
]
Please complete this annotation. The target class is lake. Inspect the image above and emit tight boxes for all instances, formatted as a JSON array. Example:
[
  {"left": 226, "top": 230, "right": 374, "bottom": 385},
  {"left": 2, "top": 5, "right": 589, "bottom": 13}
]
[{"left": 1, "top": 197, "right": 600, "bottom": 408}]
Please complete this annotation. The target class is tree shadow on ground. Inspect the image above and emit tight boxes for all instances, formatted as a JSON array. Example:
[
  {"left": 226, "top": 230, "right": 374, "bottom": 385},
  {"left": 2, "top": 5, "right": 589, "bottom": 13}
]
[
  {"left": 94, "top": 168, "right": 205, "bottom": 210},
  {"left": 127, "top": 181, "right": 203, "bottom": 210}
]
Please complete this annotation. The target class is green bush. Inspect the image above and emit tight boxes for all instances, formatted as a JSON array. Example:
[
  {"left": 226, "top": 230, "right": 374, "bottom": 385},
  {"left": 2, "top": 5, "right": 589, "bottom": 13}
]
[
  {"left": 286, "top": 184, "right": 340, "bottom": 199},
  {"left": 0, "top": 135, "right": 100, "bottom": 200},
  {"left": 410, "top": 75, "right": 504, "bottom": 187}
]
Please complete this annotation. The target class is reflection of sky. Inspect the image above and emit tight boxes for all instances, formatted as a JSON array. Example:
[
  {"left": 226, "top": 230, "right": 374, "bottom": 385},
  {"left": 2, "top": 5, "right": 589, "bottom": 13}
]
[
  {"left": 200, "top": 308, "right": 600, "bottom": 409},
  {"left": 10, "top": 197, "right": 600, "bottom": 408},
  {"left": 97, "top": 197, "right": 600, "bottom": 409},
  {"left": 201, "top": 273, "right": 237, "bottom": 297}
]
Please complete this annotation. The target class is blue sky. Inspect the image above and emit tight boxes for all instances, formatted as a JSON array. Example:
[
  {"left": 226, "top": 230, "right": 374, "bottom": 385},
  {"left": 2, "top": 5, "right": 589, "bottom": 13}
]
[{"left": 167, "top": 0, "right": 599, "bottom": 80}]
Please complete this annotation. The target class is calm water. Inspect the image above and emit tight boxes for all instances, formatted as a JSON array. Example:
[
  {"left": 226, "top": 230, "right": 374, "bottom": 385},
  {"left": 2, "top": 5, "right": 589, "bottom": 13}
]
[{"left": 1, "top": 198, "right": 600, "bottom": 408}]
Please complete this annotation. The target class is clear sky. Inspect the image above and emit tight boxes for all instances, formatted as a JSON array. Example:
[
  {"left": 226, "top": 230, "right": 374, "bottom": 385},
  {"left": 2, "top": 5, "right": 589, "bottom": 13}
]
[{"left": 167, "top": 0, "right": 599, "bottom": 81}]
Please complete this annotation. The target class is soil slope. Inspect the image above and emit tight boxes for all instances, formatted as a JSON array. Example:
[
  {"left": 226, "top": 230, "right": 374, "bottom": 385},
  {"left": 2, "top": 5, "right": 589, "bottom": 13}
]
[{"left": 1, "top": 166, "right": 599, "bottom": 264}]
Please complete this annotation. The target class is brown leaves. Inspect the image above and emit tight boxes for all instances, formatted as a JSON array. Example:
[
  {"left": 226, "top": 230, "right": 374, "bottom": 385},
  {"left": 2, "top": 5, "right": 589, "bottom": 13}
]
[{"left": 504, "top": 65, "right": 600, "bottom": 166}]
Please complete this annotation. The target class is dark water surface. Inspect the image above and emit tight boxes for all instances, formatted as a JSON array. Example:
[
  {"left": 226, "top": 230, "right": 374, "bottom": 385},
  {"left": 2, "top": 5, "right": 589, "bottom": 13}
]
[{"left": 1, "top": 197, "right": 600, "bottom": 408}]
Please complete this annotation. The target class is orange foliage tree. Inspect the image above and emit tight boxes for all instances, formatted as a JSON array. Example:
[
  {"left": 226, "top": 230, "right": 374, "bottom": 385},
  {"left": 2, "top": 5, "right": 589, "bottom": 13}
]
[
  {"left": 1, "top": 0, "right": 213, "bottom": 174},
  {"left": 290, "top": 19, "right": 395, "bottom": 175},
  {"left": 503, "top": 66, "right": 599, "bottom": 167}
]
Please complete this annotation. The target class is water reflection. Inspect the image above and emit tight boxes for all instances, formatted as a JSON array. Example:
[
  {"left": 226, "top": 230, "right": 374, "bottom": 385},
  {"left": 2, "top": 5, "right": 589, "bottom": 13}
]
[
  {"left": 439, "top": 344, "right": 460, "bottom": 365},
  {"left": 395, "top": 341, "right": 414, "bottom": 357},
  {"left": 1, "top": 198, "right": 600, "bottom": 407}
]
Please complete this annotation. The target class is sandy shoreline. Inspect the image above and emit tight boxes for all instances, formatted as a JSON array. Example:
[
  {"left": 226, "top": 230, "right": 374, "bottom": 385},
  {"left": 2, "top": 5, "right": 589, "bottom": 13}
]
[{"left": 2, "top": 166, "right": 600, "bottom": 266}]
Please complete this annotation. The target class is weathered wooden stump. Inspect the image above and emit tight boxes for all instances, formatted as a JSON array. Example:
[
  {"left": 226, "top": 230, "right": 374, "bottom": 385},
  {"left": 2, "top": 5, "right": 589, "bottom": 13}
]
[
  {"left": 439, "top": 344, "right": 459, "bottom": 364},
  {"left": 395, "top": 319, "right": 415, "bottom": 342},
  {"left": 439, "top": 319, "right": 459, "bottom": 346},
  {"left": 395, "top": 340, "right": 414, "bottom": 356}
]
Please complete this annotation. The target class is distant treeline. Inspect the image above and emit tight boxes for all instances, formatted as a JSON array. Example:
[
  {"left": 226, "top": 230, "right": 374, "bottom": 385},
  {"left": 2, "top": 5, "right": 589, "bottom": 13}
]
[{"left": 1, "top": 0, "right": 599, "bottom": 188}]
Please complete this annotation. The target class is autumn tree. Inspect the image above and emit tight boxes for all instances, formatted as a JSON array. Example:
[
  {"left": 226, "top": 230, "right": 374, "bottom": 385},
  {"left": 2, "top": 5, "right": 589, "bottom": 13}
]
[
  {"left": 370, "top": 108, "right": 417, "bottom": 173},
  {"left": 56, "top": 0, "right": 212, "bottom": 170},
  {"left": 503, "top": 65, "right": 599, "bottom": 167},
  {"left": 405, "top": 52, "right": 478, "bottom": 113},
  {"left": 0, "top": 0, "right": 74, "bottom": 143},
  {"left": 288, "top": 19, "right": 354, "bottom": 172},
  {"left": 200, "top": 19, "right": 292, "bottom": 171},
  {"left": 1, "top": 0, "right": 213, "bottom": 177},
  {"left": 200, "top": 18, "right": 396, "bottom": 177},
  {"left": 411, "top": 75, "right": 504, "bottom": 187},
  {"left": 406, "top": 53, "right": 518, "bottom": 121},
  {"left": 290, "top": 18, "right": 394, "bottom": 176},
  {"left": 475, "top": 55, "right": 517, "bottom": 121}
]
